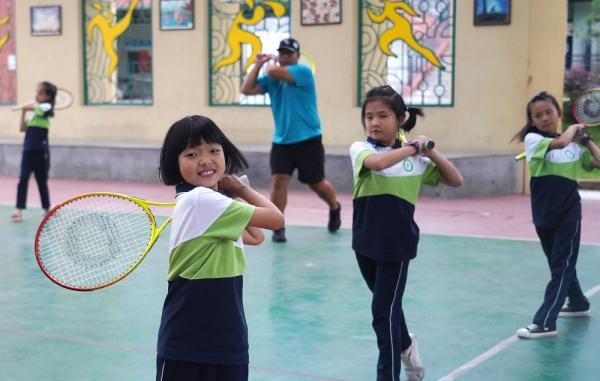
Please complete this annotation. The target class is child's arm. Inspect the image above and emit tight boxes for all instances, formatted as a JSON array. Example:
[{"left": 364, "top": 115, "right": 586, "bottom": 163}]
[
  {"left": 549, "top": 124, "right": 586, "bottom": 149},
  {"left": 19, "top": 109, "right": 27, "bottom": 132},
  {"left": 234, "top": 196, "right": 265, "bottom": 245},
  {"left": 219, "top": 176, "right": 285, "bottom": 230},
  {"left": 243, "top": 226, "right": 265, "bottom": 245},
  {"left": 583, "top": 139, "right": 600, "bottom": 169},
  {"left": 423, "top": 148, "right": 463, "bottom": 187},
  {"left": 363, "top": 145, "right": 418, "bottom": 171}
]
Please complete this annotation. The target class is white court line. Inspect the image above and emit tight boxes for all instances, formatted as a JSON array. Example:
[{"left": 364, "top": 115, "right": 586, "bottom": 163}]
[
  {"left": 437, "top": 283, "right": 600, "bottom": 381},
  {"left": 424, "top": 232, "right": 600, "bottom": 247}
]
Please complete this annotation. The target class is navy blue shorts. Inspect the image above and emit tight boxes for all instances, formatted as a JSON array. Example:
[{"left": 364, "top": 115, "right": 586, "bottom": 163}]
[
  {"left": 156, "top": 356, "right": 248, "bottom": 381},
  {"left": 270, "top": 135, "right": 325, "bottom": 184}
]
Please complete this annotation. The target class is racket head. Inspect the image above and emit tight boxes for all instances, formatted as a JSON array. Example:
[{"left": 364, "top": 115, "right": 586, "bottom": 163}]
[
  {"left": 35, "top": 193, "right": 158, "bottom": 291},
  {"left": 299, "top": 52, "right": 316, "bottom": 74},
  {"left": 55, "top": 88, "right": 74, "bottom": 110},
  {"left": 572, "top": 89, "right": 600, "bottom": 126}
]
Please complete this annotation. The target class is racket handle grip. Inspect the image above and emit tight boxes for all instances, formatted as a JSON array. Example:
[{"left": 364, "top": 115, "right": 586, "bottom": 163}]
[
  {"left": 423, "top": 141, "right": 435, "bottom": 150},
  {"left": 239, "top": 175, "right": 251, "bottom": 186}
]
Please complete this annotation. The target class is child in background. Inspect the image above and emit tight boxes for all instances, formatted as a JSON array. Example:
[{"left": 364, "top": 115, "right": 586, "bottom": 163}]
[
  {"left": 350, "top": 85, "right": 463, "bottom": 380},
  {"left": 10, "top": 81, "right": 57, "bottom": 222},
  {"left": 514, "top": 91, "right": 600, "bottom": 339},
  {"left": 156, "top": 115, "right": 284, "bottom": 381}
]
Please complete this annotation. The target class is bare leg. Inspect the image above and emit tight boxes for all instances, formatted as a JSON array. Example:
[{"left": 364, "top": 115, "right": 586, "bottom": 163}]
[
  {"left": 308, "top": 179, "right": 338, "bottom": 210},
  {"left": 270, "top": 174, "right": 292, "bottom": 213}
]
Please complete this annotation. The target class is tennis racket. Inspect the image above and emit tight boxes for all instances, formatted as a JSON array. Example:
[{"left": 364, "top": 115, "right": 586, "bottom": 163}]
[
  {"left": 11, "top": 88, "right": 74, "bottom": 111},
  {"left": 572, "top": 89, "right": 600, "bottom": 126},
  {"left": 35, "top": 193, "right": 174, "bottom": 291},
  {"left": 34, "top": 176, "right": 250, "bottom": 291},
  {"left": 515, "top": 90, "right": 599, "bottom": 161}
]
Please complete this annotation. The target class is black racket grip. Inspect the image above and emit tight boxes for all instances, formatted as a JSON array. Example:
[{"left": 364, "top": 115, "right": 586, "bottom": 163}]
[{"left": 424, "top": 141, "right": 435, "bottom": 150}]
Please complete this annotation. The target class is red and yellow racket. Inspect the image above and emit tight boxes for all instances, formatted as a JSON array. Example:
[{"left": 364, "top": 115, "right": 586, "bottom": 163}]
[{"left": 35, "top": 193, "right": 174, "bottom": 291}]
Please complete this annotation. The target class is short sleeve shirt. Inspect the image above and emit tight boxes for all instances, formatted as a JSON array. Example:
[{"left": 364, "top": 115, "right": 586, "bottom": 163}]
[
  {"left": 157, "top": 185, "right": 255, "bottom": 365},
  {"left": 525, "top": 132, "right": 593, "bottom": 227},
  {"left": 257, "top": 64, "right": 321, "bottom": 144},
  {"left": 23, "top": 103, "right": 51, "bottom": 151},
  {"left": 350, "top": 138, "right": 440, "bottom": 261}
]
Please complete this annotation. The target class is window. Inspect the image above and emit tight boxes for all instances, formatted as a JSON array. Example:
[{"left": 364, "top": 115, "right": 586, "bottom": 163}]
[
  {"left": 209, "top": 0, "right": 290, "bottom": 106},
  {"left": 358, "top": 0, "right": 455, "bottom": 106},
  {"left": 83, "top": 0, "right": 153, "bottom": 105},
  {"left": 0, "top": 0, "right": 16, "bottom": 105}
]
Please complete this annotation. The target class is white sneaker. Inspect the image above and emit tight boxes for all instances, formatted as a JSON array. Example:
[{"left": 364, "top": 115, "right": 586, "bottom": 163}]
[
  {"left": 516, "top": 324, "right": 557, "bottom": 339},
  {"left": 401, "top": 333, "right": 425, "bottom": 381}
]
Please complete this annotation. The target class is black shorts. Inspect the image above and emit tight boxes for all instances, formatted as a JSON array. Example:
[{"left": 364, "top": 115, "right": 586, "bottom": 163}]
[
  {"left": 270, "top": 135, "right": 325, "bottom": 184},
  {"left": 157, "top": 356, "right": 248, "bottom": 381}
]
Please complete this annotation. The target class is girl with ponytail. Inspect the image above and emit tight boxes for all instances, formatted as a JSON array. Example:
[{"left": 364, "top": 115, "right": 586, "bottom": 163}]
[
  {"left": 10, "top": 81, "right": 57, "bottom": 222},
  {"left": 350, "top": 85, "right": 462, "bottom": 381}
]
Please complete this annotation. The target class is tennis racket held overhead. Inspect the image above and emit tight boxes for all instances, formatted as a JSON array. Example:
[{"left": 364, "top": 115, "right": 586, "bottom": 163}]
[{"left": 35, "top": 192, "right": 174, "bottom": 291}]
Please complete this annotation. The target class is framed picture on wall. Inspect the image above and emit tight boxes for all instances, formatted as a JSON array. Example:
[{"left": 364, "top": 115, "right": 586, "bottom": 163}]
[
  {"left": 30, "top": 5, "right": 61, "bottom": 36},
  {"left": 160, "top": 0, "right": 194, "bottom": 30},
  {"left": 474, "top": 0, "right": 511, "bottom": 26},
  {"left": 301, "top": 0, "right": 341, "bottom": 26}
]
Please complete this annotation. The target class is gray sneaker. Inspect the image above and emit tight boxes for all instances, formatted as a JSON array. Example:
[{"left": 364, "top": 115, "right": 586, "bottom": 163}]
[{"left": 401, "top": 333, "right": 425, "bottom": 381}]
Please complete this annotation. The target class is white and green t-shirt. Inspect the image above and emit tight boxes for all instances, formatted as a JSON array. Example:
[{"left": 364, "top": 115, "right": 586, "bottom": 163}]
[
  {"left": 350, "top": 138, "right": 440, "bottom": 261},
  {"left": 525, "top": 132, "right": 594, "bottom": 227},
  {"left": 157, "top": 184, "right": 255, "bottom": 365}
]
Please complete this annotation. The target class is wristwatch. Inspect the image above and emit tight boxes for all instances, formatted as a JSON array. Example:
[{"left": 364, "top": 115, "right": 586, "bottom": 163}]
[{"left": 406, "top": 140, "right": 420, "bottom": 155}]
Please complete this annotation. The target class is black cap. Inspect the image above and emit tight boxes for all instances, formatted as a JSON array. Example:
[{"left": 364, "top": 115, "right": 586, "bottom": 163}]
[{"left": 277, "top": 38, "right": 300, "bottom": 53}]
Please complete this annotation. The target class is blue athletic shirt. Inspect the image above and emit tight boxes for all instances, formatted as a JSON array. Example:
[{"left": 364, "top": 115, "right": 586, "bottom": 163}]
[
  {"left": 23, "top": 103, "right": 51, "bottom": 151},
  {"left": 525, "top": 131, "right": 594, "bottom": 227},
  {"left": 157, "top": 183, "right": 255, "bottom": 365},
  {"left": 350, "top": 138, "right": 441, "bottom": 261},
  {"left": 257, "top": 64, "right": 321, "bottom": 144}
]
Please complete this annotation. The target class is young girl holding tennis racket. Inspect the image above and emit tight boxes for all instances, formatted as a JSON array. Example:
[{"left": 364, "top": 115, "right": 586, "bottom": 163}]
[
  {"left": 513, "top": 91, "right": 600, "bottom": 339},
  {"left": 156, "top": 115, "right": 284, "bottom": 380},
  {"left": 10, "top": 81, "right": 57, "bottom": 222},
  {"left": 350, "top": 85, "right": 462, "bottom": 381}
]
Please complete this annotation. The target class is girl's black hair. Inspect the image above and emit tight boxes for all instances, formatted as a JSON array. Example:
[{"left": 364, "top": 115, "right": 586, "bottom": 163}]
[
  {"left": 40, "top": 81, "right": 57, "bottom": 118},
  {"left": 159, "top": 115, "right": 249, "bottom": 185},
  {"left": 361, "top": 85, "right": 424, "bottom": 132},
  {"left": 512, "top": 91, "right": 562, "bottom": 142}
]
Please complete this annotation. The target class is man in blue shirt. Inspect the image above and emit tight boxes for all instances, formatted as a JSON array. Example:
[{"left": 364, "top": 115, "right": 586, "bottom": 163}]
[{"left": 241, "top": 38, "right": 341, "bottom": 242}]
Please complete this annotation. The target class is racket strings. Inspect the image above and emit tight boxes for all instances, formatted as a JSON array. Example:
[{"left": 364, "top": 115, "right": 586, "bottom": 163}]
[
  {"left": 575, "top": 92, "right": 600, "bottom": 126},
  {"left": 37, "top": 195, "right": 154, "bottom": 289}
]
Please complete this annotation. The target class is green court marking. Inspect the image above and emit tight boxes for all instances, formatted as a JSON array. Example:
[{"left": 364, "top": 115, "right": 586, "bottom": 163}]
[{"left": 0, "top": 206, "right": 598, "bottom": 380}]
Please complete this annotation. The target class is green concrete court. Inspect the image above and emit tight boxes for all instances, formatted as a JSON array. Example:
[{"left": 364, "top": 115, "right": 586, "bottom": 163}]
[{"left": 1, "top": 205, "right": 599, "bottom": 381}]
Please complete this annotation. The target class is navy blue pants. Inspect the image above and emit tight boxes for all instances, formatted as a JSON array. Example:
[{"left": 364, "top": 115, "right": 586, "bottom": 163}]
[
  {"left": 356, "top": 253, "right": 411, "bottom": 381},
  {"left": 16, "top": 150, "right": 50, "bottom": 210},
  {"left": 156, "top": 356, "right": 248, "bottom": 381},
  {"left": 532, "top": 221, "right": 589, "bottom": 330}
]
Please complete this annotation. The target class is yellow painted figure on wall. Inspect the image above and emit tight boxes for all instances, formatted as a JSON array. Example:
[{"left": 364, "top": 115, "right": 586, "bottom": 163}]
[
  {"left": 367, "top": 0, "right": 444, "bottom": 69},
  {"left": 214, "top": 0, "right": 286, "bottom": 74},
  {"left": 87, "top": 0, "right": 140, "bottom": 77},
  {"left": 0, "top": 15, "right": 9, "bottom": 51}
]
